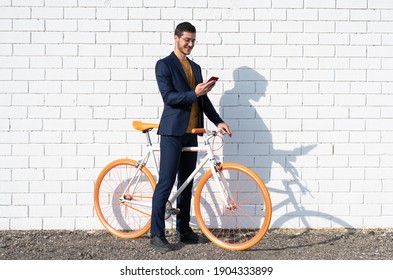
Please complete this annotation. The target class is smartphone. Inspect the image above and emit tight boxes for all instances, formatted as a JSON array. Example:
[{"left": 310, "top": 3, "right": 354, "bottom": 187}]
[{"left": 207, "top": 76, "right": 219, "bottom": 83}]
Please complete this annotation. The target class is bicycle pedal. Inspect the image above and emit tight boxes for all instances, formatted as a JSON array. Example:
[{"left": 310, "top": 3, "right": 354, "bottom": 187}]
[
  {"left": 165, "top": 208, "right": 180, "bottom": 219},
  {"left": 167, "top": 208, "right": 180, "bottom": 215}
]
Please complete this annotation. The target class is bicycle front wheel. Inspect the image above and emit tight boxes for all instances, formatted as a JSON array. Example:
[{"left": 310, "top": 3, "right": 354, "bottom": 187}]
[
  {"left": 94, "top": 158, "right": 155, "bottom": 238},
  {"left": 194, "top": 162, "right": 272, "bottom": 250}
]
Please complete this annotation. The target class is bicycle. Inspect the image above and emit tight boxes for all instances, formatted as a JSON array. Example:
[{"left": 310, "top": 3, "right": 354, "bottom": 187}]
[{"left": 94, "top": 120, "right": 272, "bottom": 250}]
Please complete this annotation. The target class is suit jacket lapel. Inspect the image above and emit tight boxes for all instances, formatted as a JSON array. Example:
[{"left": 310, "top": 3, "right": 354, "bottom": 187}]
[
  {"left": 170, "top": 52, "right": 191, "bottom": 89},
  {"left": 189, "top": 59, "right": 202, "bottom": 84}
]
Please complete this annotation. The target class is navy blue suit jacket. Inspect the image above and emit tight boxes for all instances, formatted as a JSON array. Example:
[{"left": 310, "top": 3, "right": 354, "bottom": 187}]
[{"left": 155, "top": 52, "right": 224, "bottom": 136}]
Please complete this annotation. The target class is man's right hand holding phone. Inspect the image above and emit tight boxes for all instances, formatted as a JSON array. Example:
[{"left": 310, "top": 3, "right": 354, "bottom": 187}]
[{"left": 195, "top": 76, "right": 219, "bottom": 97}]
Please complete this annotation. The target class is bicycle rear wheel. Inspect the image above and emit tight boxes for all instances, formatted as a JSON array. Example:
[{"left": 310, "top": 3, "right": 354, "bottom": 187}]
[
  {"left": 94, "top": 158, "right": 155, "bottom": 238},
  {"left": 194, "top": 162, "right": 272, "bottom": 250}
]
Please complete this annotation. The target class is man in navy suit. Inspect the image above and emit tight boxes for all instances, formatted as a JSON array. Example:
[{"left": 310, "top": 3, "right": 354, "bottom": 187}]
[{"left": 150, "top": 22, "right": 232, "bottom": 253}]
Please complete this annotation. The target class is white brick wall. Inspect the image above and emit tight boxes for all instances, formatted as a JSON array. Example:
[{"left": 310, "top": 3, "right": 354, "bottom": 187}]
[{"left": 1, "top": 0, "right": 393, "bottom": 230}]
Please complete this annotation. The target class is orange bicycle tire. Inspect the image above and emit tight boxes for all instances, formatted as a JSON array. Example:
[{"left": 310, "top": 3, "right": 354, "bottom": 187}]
[
  {"left": 194, "top": 162, "right": 272, "bottom": 250},
  {"left": 94, "top": 158, "right": 156, "bottom": 239}
]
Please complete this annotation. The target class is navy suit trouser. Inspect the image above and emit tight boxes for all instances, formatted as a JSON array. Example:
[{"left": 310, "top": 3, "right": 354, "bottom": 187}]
[{"left": 150, "top": 133, "right": 198, "bottom": 237}]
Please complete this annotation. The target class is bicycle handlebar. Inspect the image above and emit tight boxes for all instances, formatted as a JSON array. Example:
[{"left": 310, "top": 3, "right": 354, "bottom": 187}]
[
  {"left": 191, "top": 127, "right": 226, "bottom": 137},
  {"left": 190, "top": 128, "right": 206, "bottom": 134}
]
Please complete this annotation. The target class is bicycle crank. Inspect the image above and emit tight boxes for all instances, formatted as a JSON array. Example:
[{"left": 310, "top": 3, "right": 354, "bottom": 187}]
[{"left": 165, "top": 201, "right": 180, "bottom": 219}]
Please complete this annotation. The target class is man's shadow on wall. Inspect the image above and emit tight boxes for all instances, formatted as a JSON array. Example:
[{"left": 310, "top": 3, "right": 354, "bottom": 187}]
[{"left": 219, "top": 66, "right": 352, "bottom": 228}]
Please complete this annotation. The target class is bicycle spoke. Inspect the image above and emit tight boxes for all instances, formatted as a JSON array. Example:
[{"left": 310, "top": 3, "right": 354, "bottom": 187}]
[{"left": 125, "top": 204, "right": 151, "bottom": 217}]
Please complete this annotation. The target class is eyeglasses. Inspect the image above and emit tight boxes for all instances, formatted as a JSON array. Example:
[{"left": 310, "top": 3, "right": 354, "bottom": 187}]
[{"left": 180, "top": 36, "right": 197, "bottom": 45}]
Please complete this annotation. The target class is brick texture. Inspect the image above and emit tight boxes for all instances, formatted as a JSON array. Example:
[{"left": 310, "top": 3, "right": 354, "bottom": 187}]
[{"left": 1, "top": 0, "right": 392, "bottom": 230}]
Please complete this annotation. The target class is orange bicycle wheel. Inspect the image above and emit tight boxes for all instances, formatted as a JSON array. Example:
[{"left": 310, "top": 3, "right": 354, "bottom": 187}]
[
  {"left": 194, "top": 162, "right": 272, "bottom": 250},
  {"left": 94, "top": 158, "right": 155, "bottom": 238}
]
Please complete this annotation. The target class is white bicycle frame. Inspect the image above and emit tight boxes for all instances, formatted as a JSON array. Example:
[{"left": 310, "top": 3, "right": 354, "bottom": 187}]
[{"left": 120, "top": 129, "right": 233, "bottom": 211}]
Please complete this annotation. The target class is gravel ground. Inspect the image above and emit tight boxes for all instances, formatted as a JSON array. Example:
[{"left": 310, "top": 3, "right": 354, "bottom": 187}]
[{"left": 1, "top": 228, "right": 392, "bottom": 260}]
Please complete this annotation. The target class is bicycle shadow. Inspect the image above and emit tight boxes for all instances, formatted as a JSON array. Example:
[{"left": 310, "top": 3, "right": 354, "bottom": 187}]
[{"left": 219, "top": 66, "right": 352, "bottom": 231}]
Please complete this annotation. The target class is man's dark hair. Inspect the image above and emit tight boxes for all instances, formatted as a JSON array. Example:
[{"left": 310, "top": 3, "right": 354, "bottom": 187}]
[{"left": 174, "top": 22, "right": 196, "bottom": 37}]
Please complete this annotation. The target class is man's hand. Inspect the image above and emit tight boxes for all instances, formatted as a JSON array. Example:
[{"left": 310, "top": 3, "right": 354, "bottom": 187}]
[
  {"left": 218, "top": 123, "right": 232, "bottom": 137},
  {"left": 195, "top": 80, "right": 216, "bottom": 97}
]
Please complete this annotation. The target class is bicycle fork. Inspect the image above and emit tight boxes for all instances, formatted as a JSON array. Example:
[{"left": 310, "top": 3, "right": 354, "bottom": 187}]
[{"left": 209, "top": 160, "right": 237, "bottom": 211}]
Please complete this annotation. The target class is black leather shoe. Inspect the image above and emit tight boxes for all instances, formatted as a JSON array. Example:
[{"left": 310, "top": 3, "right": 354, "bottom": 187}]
[
  {"left": 176, "top": 230, "right": 210, "bottom": 244},
  {"left": 150, "top": 236, "right": 172, "bottom": 253}
]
